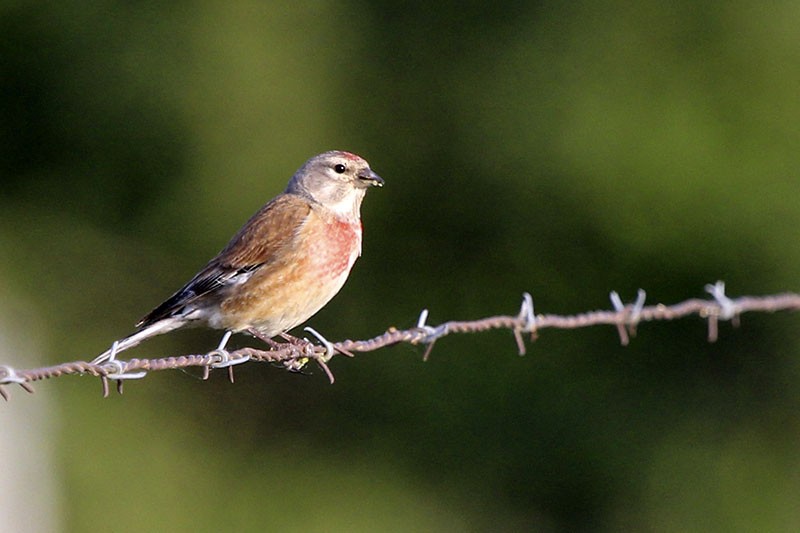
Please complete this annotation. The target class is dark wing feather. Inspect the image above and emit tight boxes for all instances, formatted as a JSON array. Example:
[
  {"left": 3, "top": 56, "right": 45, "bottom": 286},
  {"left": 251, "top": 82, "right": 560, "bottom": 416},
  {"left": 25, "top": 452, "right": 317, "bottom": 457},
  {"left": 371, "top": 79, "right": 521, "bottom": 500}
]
[{"left": 136, "top": 193, "right": 312, "bottom": 328}]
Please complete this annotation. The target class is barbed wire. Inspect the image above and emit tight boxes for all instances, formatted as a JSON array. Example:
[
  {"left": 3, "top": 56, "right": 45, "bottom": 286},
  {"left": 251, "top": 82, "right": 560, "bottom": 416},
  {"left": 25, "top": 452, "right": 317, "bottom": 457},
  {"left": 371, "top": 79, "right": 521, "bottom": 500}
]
[{"left": 1, "top": 281, "right": 799, "bottom": 400}]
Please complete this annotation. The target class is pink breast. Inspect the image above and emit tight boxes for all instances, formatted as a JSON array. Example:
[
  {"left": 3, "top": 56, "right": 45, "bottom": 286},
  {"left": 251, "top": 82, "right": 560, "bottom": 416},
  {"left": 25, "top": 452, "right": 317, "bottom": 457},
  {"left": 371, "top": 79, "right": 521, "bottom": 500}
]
[{"left": 309, "top": 219, "right": 361, "bottom": 279}]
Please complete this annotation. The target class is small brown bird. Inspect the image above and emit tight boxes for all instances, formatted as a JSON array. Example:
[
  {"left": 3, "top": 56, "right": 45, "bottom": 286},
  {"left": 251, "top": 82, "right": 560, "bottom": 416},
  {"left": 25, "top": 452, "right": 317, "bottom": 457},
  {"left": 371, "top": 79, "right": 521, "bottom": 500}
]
[{"left": 94, "top": 151, "right": 383, "bottom": 365}]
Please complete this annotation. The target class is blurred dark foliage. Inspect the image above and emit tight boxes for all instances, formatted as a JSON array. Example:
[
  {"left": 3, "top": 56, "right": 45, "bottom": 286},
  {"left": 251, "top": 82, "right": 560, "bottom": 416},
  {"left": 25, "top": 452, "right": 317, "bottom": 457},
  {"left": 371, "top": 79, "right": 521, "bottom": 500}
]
[{"left": 2, "top": 1, "right": 800, "bottom": 530}]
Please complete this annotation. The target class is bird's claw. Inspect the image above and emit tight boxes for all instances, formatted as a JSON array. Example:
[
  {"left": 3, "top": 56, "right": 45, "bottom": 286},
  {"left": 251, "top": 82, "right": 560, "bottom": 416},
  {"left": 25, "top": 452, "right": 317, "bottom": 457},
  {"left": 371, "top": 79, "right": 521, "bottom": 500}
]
[{"left": 283, "top": 356, "right": 310, "bottom": 372}]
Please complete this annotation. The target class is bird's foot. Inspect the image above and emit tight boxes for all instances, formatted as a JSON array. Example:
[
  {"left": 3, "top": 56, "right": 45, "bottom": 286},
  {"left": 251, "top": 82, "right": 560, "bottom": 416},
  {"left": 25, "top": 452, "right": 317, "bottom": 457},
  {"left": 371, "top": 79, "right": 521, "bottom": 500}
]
[
  {"left": 280, "top": 329, "right": 351, "bottom": 360},
  {"left": 248, "top": 328, "right": 341, "bottom": 382},
  {"left": 247, "top": 328, "right": 284, "bottom": 350},
  {"left": 278, "top": 331, "right": 306, "bottom": 346}
]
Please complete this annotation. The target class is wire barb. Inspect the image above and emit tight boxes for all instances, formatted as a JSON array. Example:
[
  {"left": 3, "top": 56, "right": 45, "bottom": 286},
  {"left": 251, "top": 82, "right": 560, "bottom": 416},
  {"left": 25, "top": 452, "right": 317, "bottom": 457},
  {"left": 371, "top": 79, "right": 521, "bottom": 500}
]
[
  {"left": 705, "top": 281, "right": 739, "bottom": 320},
  {"left": 514, "top": 292, "right": 537, "bottom": 355},
  {"left": 0, "top": 365, "right": 26, "bottom": 385},
  {"left": 304, "top": 326, "right": 336, "bottom": 384},
  {"left": 99, "top": 360, "right": 147, "bottom": 398},
  {"left": 609, "top": 289, "right": 647, "bottom": 346},
  {"left": 103, "top": 360, "right": 148, "bottom": 381},
  {"left": 704, "top": 281, "right": 740, "bottom": 342},
  {"left": 209, "top": 352, "right": 251, "bottom": 369},
  {"left": 203, "top": 331, "right": 250, "bottom": 383},
  {"left": 0, "top": 365, "right": 34, "bottom": 400},
  {"left": 413, "top": 309, "right": 449, "bottom": 361}
]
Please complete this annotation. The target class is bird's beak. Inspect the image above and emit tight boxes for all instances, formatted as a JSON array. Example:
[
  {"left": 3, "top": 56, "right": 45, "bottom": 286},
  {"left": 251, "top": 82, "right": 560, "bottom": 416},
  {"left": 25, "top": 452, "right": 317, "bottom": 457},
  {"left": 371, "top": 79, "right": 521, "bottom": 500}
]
[{"left": 357, "top": 169, "right": 384, "bottom": 188}]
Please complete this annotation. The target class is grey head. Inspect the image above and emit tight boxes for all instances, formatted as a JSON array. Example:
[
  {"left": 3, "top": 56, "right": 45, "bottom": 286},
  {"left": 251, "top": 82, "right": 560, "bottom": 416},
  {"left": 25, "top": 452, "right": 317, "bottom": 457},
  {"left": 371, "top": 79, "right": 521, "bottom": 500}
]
[{"left": 286, "top": 151, "right": 384, "bottom": 220}]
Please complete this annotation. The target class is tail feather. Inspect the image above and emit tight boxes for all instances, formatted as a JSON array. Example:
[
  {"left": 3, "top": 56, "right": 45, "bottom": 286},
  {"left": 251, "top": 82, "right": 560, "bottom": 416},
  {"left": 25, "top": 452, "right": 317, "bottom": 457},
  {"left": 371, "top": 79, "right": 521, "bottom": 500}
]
[{"left": 92, "top": 317, "right": 186, "bottom": 364}]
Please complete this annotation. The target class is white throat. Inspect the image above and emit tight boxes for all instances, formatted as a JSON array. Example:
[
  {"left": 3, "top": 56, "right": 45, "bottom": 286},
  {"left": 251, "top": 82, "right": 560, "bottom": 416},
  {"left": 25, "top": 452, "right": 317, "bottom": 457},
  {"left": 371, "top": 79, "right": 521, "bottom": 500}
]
[{"left": 321, "top": 187, "right": 365, "bottom": 221}]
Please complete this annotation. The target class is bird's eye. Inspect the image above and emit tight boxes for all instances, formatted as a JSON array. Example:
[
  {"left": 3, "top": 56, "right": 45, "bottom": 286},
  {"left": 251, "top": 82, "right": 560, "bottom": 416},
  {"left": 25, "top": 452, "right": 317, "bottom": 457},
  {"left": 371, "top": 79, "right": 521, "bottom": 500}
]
[{"left": 333, "top": 163, "right": 346, "bottom": 174}]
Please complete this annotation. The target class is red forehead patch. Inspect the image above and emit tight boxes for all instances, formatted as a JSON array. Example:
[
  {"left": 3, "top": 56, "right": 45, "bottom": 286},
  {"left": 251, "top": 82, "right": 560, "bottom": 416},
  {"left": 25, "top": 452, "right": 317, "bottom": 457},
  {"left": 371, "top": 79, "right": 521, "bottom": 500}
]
[{"left": 341, "top": 151, "right": 363, "bottom": 162}]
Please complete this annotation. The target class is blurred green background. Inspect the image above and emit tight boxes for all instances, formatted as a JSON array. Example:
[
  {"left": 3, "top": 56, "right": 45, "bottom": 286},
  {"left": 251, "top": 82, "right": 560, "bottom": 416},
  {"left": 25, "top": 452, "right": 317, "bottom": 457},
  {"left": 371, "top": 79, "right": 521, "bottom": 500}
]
[{"left": 2, "top": 1, "right": 800, "bottom": 531}]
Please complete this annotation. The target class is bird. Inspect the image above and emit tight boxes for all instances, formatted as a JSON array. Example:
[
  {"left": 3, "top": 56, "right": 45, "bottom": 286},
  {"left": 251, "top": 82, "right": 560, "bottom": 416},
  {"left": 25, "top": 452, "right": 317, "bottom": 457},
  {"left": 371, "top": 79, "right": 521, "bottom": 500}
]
[{"left": 93, "top": 150, "right": 384, "bottom": 368}]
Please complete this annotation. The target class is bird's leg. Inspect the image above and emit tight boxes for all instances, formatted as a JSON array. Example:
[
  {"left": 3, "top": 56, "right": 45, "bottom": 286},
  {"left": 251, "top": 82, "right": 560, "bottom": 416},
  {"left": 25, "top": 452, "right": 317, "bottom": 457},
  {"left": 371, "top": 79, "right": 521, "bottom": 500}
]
[
  {"left": 248, "top": 330, "right": 343, "bottom": 379},
  {"left": 280, "top": 331, "right": 328, "bottom": 356},
  {"left": 283, "top": 329, "right": 354, "bottom": 358},
  {"left": 278, "top": 331, "right": 305, "bottom": 344},
  {"left": 245, "top": 330, "right": 314, "bottom": 373},
  {"left": 247, "top": 328, "right": 284, "bottom": 349}
]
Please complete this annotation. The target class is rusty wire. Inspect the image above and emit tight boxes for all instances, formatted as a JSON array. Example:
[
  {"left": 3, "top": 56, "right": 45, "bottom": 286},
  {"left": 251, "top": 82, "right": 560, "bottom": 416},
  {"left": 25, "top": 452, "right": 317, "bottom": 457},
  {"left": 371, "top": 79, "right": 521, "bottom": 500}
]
[{"left": 1, "top": 281, "right": 799, "bottom": 400}]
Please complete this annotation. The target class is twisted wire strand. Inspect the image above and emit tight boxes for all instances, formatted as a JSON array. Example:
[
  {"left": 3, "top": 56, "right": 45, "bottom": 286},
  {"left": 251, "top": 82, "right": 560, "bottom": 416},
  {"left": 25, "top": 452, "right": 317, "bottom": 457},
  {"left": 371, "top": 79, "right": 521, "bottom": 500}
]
[{"left": 2, "top": 283, "right": 799, "bottom": 400}]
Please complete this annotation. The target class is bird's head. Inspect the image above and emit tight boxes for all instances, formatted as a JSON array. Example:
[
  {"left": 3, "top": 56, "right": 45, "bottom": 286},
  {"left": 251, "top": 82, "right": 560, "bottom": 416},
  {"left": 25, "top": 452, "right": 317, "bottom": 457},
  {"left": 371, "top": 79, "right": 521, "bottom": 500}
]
[{"left": 286, "top": 151, "right": 383, "bottom": 219}]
